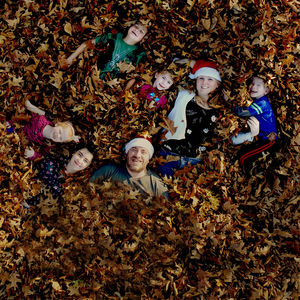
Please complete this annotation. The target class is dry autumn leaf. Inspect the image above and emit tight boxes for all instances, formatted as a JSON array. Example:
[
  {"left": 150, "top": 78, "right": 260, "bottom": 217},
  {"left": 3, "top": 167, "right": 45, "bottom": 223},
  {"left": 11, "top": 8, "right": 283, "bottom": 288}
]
[{"left": 0, "top": 0, "right": 298, "bottom": 299}]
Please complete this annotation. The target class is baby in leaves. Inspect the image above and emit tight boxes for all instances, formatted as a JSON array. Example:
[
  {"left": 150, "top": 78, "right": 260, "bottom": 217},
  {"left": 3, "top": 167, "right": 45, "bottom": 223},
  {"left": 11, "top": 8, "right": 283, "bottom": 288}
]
[
  {"left": 63, "top": 22, "right": 148, "bottom": 79},
  {"left": 225, "top": 75, "right": 279, "bottom": 174},
  {"left": 7, "top": 100, "right": 79, "bottom": 160},
  {"left": 125, "top": 69, "right": 174, "bottom": 110}
]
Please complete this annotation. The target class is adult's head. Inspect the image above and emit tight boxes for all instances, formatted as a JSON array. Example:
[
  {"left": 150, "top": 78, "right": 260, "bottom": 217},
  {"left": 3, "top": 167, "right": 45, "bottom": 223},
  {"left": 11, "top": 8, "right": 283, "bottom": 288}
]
[
  {"left": 65, "top": 147, "right": 93, "bottom": 174},
  {"left": 124, "top": 137, "right": 154, "bottom": 177},
  {"left": 189, "top": 60, "right": 221, "bottom": 100}
]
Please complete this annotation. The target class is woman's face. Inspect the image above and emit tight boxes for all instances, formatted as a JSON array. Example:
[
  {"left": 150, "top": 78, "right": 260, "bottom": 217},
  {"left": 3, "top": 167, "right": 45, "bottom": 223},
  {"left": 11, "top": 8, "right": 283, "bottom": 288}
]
[
  {"left": 196, "top": 75, "right": 219, "bottom": 98},
  {"left": 66, "top": 148, "right": 93, "bottom": 173}
]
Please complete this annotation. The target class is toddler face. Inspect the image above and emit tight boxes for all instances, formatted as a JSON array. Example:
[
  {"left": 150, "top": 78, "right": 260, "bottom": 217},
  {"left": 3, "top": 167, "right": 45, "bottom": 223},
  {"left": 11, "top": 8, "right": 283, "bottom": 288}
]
[
  {"left": 67, "top": 148, "right": 93, "bottom": 173},
  {"left": 153, "top": 72, "right": 173, "bottom": 91},
  {"left": 196, "top": 75, "right": 219, "bottom": 97},
  {"left": 127, "top": 24, "right": 147, "bottom": 43},
  {"left": 50, "top": 125, "right": 71, "bottom": 142},
  {"left": 249, "top": 77, "right": 269, "bottom": 99}
]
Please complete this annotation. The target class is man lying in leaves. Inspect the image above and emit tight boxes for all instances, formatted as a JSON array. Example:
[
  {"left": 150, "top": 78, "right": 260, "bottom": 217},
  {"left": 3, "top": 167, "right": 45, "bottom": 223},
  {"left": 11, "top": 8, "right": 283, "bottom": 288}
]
[
  {"left": 63, "top": 22, "right": 148, "bottom": 79},
  {"left": 158, "top": 59, "right": 222, "bottom": 177},
  {"left": 23, "top": 145, "right": 93, "bottom": 208},
  {"left": 89, "top": 137, "right": 169, "bottom": 200},
  {"left": 225, "top": 75, "right": 279, "bottom": 174}
]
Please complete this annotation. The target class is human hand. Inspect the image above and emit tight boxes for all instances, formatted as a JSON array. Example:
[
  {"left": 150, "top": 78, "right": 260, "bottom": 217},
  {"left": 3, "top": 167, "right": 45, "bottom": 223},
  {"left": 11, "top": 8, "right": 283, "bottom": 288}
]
[
  {"left": 24, "top": 147, "right": 35, "bottom": 158},
  {"left": 58, "top": 55, "right": 70, "bottom": 70},
  {"left": 247, "top": 116, "right": 260, "bottom": 137},
  {"left": 73, "top": 135, "right": 80, "bottom": 143},
  {"left": 173, "top": 58, "right": 196, "bottom": 68},
  {"left": 222, "top": 89, "right": 230, "bottom": 101},
  {"left": 173, "top": 58, "right": 189, "bottom": 64}
]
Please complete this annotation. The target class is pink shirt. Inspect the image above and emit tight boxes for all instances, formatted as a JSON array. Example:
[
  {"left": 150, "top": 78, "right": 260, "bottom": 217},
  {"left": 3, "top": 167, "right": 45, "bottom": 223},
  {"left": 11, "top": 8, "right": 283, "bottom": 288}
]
[
  {"left": 24, "top": 113, "right": 53, "bottom": 145},
  {"left": 139, "top": 84, "right": 167, "bottom": 109}
]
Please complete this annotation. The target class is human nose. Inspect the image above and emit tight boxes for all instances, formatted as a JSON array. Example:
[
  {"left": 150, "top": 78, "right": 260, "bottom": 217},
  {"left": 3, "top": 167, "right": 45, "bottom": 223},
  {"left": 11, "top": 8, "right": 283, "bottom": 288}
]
[{"left": 135, "top": 149, "right": 143, "bottom": 158}]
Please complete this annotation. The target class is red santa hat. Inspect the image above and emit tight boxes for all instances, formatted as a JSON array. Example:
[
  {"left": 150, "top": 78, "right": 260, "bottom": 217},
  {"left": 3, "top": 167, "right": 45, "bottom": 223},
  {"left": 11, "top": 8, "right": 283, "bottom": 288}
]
[
  {"left": 189, "top": 60, "right": 221, "bottom": 82},
  {"left": 125, "top": 137, "right": 154, "bottom": 158}
]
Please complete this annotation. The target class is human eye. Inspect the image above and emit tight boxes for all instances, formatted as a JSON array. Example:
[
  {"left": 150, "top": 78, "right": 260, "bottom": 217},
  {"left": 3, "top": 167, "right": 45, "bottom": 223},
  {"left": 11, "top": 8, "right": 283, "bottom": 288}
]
[{"left": 78, "top": 152, "right": 83, "bottom": 157}]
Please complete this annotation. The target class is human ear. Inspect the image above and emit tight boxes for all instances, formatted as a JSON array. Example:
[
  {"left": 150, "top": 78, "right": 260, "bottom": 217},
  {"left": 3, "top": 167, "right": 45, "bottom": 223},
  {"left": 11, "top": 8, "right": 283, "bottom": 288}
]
[{"left": 265, "top": 87, "right": 270, "bottom": 95}]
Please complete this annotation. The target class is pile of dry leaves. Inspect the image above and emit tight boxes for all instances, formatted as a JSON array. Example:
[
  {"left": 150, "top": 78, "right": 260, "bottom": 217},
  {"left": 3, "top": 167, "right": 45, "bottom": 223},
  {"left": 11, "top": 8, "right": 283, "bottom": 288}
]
[{"left": 0, "top": 0, "right": 299, "bottom": 298}]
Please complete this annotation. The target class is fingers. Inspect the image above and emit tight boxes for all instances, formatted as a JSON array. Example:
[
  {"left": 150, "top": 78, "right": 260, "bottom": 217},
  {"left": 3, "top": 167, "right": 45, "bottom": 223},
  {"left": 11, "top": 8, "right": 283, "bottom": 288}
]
[
  {"left": 222, "top": 89, "right": 229, "bottom": 101},
  {"left": 24, "top": 147, "right": 34, "bottom": 158},
  {"left": 173, "top": 58, "right": 189, "bottom": 64},
  {"left": 247, "top": 116, "right": 259, "bottom": 126},
  {"left": 247, "top": 117, "right": 260, "bottom": 137}
]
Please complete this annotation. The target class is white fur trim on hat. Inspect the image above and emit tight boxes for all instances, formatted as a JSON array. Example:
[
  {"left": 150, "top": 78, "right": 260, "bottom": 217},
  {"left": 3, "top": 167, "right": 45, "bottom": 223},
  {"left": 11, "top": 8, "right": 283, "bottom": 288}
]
[
  {"left": 125, "top": 138, "right": 154, "bottom": 158},
  {"left": 189, "top": 67, "right": 222, "bottom": 82}
]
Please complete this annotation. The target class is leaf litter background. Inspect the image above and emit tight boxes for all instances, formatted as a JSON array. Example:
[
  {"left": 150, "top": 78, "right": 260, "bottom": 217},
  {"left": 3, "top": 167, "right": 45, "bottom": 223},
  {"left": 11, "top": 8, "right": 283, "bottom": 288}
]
[{"left": 0, "top": 0, "right": 299, "bottom": 298}]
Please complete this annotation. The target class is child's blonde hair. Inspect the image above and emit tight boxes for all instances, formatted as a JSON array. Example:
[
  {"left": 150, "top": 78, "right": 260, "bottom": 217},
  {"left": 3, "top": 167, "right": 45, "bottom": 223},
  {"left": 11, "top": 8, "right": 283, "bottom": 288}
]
[{"left": 55, "top": 121, "right": 75, "bottom": 142}]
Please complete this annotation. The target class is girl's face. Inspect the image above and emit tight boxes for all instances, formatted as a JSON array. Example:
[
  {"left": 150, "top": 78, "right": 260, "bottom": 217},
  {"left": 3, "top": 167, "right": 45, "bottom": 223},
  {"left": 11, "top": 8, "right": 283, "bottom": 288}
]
[
  {"left": 249, "top": 77, "right": 269, "bottom": 99},
  {"left": 196, "top": 76, "right": 219, "bottom": 98},
  {"left": 51, "top": 125, "right": 71, "bottom": 143},
  {"left": 127, "top": 24, "right": 147, "bottom": 43},
  {"left": 153, "top": 72, "right": 173, "bottom": 91},
  {"left": 66, "top": 148, "right": 93, "bottom": 173}
]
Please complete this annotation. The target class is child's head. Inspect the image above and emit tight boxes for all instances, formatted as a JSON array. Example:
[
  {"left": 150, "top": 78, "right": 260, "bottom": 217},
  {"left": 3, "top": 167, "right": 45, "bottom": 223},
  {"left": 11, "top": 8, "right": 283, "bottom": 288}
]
[
  {"left": 249, "top": 76, "right": 270, "bottom": 99},
  {"left": 51, "top": 121, "right": 75, "bottom": 143},
  {"left": 153, "top": 71, "right": 174, "bottom": 91},
  {"left": 126, "top": 23, "right": 147, "bottom": 44}
]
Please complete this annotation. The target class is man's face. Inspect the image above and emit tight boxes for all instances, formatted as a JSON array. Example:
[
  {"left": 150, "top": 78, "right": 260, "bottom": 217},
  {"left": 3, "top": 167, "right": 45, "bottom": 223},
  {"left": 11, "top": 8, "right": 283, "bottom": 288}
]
[{"left": 126, "top": 146, "right": 150, "bottom": 173}]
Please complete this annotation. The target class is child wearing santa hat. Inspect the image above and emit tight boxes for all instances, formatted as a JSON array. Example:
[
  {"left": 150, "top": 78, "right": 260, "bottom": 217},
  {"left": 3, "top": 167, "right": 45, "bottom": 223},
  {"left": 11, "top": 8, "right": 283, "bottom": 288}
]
[{"left": 158, "top": 59, "right": 222, "bottom": 177}]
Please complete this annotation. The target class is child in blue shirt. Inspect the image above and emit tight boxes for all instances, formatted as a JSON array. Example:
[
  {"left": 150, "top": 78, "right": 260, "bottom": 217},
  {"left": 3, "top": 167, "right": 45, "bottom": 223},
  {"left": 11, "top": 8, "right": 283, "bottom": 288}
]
[{"left": 228, "top": 76, "right": 278, "bottom": 174}]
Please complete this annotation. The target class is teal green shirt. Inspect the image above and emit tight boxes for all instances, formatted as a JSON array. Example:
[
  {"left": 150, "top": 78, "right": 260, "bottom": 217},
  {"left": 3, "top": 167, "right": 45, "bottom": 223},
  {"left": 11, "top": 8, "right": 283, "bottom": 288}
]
[
  {"left": 90, "top": 163, "right": 169, "bottom": 199},
  {"left": 95, "top": 32, "right": 146, "bottom": 79}
]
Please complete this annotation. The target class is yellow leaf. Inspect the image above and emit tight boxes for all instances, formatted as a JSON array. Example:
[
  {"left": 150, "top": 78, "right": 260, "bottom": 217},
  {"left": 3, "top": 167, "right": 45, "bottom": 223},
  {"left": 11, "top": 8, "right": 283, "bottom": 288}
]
[
  {"left": 64, "top": 22, "right": 72, "bottom": 35},
  {"left": 201, "top": 18, "right": 211, "bottom": 30},
  {"left": 52, "top": 281, "right": 62, "bottom": 291}
]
